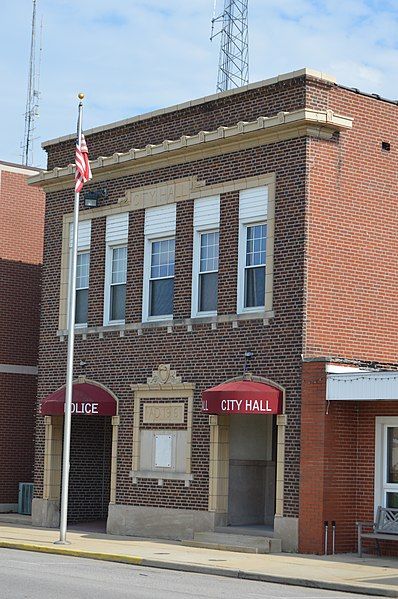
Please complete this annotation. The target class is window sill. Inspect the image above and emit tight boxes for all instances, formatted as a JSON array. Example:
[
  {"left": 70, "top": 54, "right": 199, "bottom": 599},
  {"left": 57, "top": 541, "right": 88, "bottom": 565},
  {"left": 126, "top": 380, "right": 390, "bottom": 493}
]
[
  {"left": 57, "top": 310, "right": 274, "bottom": 339},
  {"left": 191, "top": 311, "right": 217, "bottom": 319},
  {"left": 238, "top": 306, "right": 266, "bottom": 315},
  {"left": 142, "top": 314, "right": 173, "bottom": 324},
  {"left": 103, "top": 319, "right": 125, "bottom": 327},
  {"left": 129, "top": 470, "right": 193, "bottom": 487}
]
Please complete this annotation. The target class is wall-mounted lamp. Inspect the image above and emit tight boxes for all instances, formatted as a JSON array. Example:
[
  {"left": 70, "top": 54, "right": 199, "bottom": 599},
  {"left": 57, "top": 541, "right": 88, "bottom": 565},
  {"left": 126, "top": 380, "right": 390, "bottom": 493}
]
[
  {"left": 243, "top": 350, "right": 254, "bottom": 374},
  {"left": 83, "top": 188, "right": 108, "bottom": 208}
]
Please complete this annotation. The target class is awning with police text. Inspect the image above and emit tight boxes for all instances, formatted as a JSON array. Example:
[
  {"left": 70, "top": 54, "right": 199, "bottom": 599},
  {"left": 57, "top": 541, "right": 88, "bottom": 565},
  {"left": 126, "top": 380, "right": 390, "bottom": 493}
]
[{"left": 40, "top": 383, "right": 117, "bottom": 416}]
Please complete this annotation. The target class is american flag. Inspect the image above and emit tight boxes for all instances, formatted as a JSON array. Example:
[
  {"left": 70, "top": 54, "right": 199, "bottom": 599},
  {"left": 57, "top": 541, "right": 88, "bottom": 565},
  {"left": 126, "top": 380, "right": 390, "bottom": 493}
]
[{"left": 75, "top": 134, "right": 92, "bottom": 193}]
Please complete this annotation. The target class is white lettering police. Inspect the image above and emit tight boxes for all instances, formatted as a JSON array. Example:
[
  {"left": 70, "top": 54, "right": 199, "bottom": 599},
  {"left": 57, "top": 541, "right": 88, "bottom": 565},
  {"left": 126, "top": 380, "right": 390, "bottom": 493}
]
[{"left": 67, "top": 402, "right": 99, "bottom": 415}]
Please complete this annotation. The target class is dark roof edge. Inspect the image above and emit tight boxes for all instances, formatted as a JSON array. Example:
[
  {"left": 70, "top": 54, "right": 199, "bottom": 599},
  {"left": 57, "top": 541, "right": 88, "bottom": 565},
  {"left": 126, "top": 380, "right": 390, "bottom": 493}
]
[{"left": 337, "top": 84, "right": 398, "bottom": 107}]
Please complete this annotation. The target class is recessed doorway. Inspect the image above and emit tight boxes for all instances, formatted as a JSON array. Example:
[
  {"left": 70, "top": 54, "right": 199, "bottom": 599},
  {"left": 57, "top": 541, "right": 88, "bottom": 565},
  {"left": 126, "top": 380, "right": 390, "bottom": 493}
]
[
  {"left": 227, "top": 414, "right": 276, "bottom": 526},
  {"left": 67, "top": 415, "right": 112, "bottom": 523}
]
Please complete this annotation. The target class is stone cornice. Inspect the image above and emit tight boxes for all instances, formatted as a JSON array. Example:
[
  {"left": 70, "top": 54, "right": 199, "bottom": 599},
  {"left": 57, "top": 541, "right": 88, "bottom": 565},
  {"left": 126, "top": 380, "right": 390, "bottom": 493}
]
[
  {"left": 29, "top": 108, "right": 352, "bottom": 191},
  {"left": 41, "top": 68, "right": 336, "bottom": 148}
]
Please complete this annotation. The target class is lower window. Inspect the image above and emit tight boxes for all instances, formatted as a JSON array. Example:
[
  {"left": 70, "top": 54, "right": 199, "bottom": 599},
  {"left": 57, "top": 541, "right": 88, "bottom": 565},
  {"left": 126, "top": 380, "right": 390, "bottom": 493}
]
[{"left": 375, "top": 417, "right": 398, "bottom": 510}]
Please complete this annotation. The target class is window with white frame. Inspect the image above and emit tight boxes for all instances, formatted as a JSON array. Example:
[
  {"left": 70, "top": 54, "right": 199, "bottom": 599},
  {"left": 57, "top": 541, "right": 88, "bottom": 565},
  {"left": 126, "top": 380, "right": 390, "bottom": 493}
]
[
  {"left": 104, "top": 213, "right": 129, "bottom": 325},
  {"left": 75, "top": 251, "right": 90, "bottom": 324},
  {"left": 191, "top": 196, "right": 220, "bottom": 317},
  {"left": 69, "top": 220, "right": 91, "bottom": 326},
  {"left": 143, "top": 204, "right": 176, "bottom": 321},
  {"left": 149, "top": 238, "right": 175, "bottom": 316},
  {"left": 237, "top": 187, "right": 268, "bottom": 313},
  {"left": 244, "top": 223, "right": 266, "bottom": 308},
  {"left": 375, "top": 417, "right": 398, "bottom": 510}
]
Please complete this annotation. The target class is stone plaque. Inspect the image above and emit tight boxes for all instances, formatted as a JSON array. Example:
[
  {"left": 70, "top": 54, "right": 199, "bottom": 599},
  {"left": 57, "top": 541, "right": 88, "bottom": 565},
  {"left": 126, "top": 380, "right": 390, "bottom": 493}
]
[{"left": 143, "top": 403, "right": 184, "bottom": 425}]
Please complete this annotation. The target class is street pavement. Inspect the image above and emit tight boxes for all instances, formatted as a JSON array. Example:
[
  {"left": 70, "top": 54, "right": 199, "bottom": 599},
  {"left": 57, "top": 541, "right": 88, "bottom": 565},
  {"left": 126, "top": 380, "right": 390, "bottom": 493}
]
[
  {"left": 0, "top": 548, "right": 378, "bottom": 599},
  {"left": 1, "top": 522, "right": 398, "bottom": 597}
]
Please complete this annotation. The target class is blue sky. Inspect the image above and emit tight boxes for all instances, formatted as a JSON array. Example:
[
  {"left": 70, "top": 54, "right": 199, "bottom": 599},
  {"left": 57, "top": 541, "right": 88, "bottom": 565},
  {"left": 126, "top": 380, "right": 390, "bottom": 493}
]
[{"left": 1, "top": 0, "right": 398, "bottom": 168}]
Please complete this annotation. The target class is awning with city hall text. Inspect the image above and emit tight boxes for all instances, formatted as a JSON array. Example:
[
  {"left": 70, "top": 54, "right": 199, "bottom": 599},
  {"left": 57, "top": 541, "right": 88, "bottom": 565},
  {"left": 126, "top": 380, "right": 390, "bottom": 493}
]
[
  {"left": 40, "top": 383, "right": 117, "bottom": 416},
  {"left": 202, "top": 380, "right": 283, "bottom": 415}
]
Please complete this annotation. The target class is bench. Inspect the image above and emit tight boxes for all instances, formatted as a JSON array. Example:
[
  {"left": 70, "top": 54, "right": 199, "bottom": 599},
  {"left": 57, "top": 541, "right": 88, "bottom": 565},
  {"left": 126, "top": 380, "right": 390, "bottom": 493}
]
[{"left": 357, "top": 506, "right": 398, "bottom": 557}]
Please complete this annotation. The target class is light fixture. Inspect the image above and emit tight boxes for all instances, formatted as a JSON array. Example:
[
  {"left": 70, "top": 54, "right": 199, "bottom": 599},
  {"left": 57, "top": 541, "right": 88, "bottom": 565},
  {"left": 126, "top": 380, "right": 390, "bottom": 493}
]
[
  {"left": 243, "top": 350, "right": 254, "bottom": 374},
  {"left": 83, "top": 188, "right": 107, "bottom": 208}
]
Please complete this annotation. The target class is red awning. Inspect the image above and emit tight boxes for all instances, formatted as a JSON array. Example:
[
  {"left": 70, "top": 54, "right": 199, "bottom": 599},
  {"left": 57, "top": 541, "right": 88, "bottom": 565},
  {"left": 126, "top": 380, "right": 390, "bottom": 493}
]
[
  {"left": 40, "top": 383, "right": 117, "bottom": 416},
  {"left": 202, "top": 380, "right": 283, "bottom": 415}
]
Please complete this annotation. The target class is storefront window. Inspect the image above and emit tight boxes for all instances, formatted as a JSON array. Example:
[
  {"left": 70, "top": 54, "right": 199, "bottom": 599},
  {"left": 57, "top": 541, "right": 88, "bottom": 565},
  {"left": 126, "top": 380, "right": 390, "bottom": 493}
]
[
  {"left": 386, "top": 427, "right": 398, "bottom": 507},
  {"left": 375, "top": 419, "right": 398, "bottom": 511}
]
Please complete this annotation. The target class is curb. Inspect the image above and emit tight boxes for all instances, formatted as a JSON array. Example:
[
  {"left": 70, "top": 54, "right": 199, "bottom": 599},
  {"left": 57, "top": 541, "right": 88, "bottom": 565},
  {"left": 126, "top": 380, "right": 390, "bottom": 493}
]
[{"left": 0, "top": 540, "right": 397, "bottom": 598}]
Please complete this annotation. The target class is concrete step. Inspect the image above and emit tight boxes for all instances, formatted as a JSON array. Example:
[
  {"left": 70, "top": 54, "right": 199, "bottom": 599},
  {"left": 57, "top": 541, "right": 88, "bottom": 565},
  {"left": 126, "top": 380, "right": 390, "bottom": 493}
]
[
  {"left": 215, "top": 525, "right": 275, "bottom": 538},
  {"left": 0, "top": 513, "right": 32, "bottom": 525},
  {"left": 182, "top": 532, "right": 281, "bottom": 554}
]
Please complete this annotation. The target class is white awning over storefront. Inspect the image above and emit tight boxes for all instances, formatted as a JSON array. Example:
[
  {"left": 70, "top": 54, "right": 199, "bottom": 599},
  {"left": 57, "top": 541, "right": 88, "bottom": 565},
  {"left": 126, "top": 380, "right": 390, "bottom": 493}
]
[{"left": 327, "top": 371, "right": 398, "bottom": 401}]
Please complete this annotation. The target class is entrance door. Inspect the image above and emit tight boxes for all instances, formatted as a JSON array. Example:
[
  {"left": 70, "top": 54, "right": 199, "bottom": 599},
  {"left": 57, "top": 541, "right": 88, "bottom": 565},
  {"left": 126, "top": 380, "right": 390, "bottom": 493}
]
[
  {"left": 66, "top": 415, "right": 112, "bottom": 523},
  {"left": 228, "top": 414, "right": 276, "bottom": 526}
]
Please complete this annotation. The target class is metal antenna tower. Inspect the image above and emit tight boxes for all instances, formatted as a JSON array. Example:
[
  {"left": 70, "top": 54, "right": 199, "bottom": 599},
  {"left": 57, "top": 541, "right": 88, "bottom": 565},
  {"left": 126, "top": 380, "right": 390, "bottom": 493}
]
[
  {"left": 211, "top": 0, "right": 249, "bottom": 93},
  {"left": 22, "top": 0, "right": 42, "bottom": 166}
]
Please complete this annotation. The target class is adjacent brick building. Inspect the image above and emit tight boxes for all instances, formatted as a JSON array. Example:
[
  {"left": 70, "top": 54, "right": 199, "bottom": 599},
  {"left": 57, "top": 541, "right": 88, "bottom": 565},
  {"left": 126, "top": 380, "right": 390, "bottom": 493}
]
[
  {"left": 29, "top": 68, "right": 398, "bottom": 553},
  {"left": 0, "top": 160, "right": 44, "bottom": 512}
]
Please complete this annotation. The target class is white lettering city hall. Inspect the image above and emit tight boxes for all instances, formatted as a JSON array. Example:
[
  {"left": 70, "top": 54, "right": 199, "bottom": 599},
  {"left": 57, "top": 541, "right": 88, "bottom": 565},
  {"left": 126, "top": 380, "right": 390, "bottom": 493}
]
[{"left": 220, "top": 399, "right": 272, "bottom": 412}]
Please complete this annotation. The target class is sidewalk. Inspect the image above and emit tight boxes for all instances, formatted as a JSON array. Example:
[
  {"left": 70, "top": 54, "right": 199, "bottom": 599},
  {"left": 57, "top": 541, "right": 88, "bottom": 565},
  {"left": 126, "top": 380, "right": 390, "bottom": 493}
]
[{"left": 0, "top": 522, "right": 397, "bottom": 597}]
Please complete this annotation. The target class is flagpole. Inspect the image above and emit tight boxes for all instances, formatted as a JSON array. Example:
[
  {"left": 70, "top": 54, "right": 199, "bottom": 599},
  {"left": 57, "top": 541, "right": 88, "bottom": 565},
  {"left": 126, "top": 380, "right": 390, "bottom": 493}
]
[{"left": 55, "top": 93, "right": 85, "bottom": 544}]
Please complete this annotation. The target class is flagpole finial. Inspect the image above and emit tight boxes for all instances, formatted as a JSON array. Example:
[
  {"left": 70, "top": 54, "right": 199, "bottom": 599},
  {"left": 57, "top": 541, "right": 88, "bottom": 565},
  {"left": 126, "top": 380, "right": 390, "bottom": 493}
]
[{"left": 77, "top": 92, "right": 85, "bottom": 100}]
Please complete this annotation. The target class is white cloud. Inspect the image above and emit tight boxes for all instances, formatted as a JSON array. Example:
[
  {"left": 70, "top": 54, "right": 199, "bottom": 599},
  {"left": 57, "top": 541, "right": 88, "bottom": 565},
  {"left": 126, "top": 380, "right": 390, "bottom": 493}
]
[{"left": 1, "top": 0, "right": 398, "bottom": 167}]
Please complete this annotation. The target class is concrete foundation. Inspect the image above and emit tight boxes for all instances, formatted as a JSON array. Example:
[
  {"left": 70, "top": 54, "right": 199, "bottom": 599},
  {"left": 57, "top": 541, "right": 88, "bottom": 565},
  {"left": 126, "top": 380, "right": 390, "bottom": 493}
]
[
  {"left": 31, "top": 498, "right": 60, "bottom": 528},
  {"left": 274, "top": 515, "right": 298, "bottom": 552},
  {"left": 107, "top": 504, "right": 227, "bottom": 540}
]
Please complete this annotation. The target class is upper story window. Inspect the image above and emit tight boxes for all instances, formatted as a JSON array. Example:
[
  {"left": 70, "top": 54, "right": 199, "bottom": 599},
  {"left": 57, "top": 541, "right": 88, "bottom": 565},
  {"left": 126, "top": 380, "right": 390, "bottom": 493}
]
[
  {"left": 76, "top": 251, "right": 90, "bottom": 324},
  {"left": 149, "top": 237, "right": 175, "bottom": 317},
  {"left": 245, "top": 224, "right": 266, "bottom": 308},
  {"left": 143, "top": 204, "right": 176, "bottom": 321},
  {"left": 375, "top": 417, "right": 398, "bottom": 511},
  {"left": 191, "top": 196, "right": 220, "bottom": 317},
  {"left": 69, "top": 219, "right": 91, "bottom": 326},
  {"left": 109, "top": 247, "right": 127, "bottom": 321},
  {"left": 237, "top": 187, "right": 268, "bottom": 314},
  {"left": 104, "top": 213, "right": 129, "bottom": 325}
]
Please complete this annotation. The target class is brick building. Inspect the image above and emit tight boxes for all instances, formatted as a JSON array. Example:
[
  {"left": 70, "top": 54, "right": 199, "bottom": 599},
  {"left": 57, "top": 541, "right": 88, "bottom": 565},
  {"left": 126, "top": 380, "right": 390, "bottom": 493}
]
[
  {"left": 29, "top": 68, "right": 398, "bottom": 553},
  {"left": 0, "top": 160, "right": 44, "bottom": 512}
]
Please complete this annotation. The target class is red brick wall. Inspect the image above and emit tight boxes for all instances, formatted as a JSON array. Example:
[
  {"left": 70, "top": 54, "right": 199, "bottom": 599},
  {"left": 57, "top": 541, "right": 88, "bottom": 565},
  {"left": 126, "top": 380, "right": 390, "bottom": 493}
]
[
  {"left": 0, "top": 167, "right": 44, "bottom": 505},
  {"left": 0, "top": 373, "right": 36, "bottom": 503},
  {"left": 0, "top": 259, "right": 41, "bottom": 365},
  {"left": 300, "top": 361, "right": 398, "bottom": 554},
  {"left": 299, "top": 82, "right": 398, "bottom": 552},
  {"left": 0, "top": 170, "right": 44, "bottom": 265},
  {"left": 304, "top": 84, "right": 398, "bottom": 363}
]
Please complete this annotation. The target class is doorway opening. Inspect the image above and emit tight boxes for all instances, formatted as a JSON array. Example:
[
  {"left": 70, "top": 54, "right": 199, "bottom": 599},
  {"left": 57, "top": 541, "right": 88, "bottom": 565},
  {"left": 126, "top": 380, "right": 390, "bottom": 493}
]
[
  {"left": 66, "top": 415, "right": 112, "bottom": 525},
  {"left": 227, "top": 414, "right": 276, "bottom": 528}
]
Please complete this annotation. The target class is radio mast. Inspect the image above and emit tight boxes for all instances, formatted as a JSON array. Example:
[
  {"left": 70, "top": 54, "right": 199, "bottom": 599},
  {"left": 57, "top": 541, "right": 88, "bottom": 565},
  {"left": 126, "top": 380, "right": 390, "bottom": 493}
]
[
  {"left": 22, "top": 0, "right": 42, "bottom": 166},
  {"left": 211, "top": 0, "right": 249, "bottom": 93}
]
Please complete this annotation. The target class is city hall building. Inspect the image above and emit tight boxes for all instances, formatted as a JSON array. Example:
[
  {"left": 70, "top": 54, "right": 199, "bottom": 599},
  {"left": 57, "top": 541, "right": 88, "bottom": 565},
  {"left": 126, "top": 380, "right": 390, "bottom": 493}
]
[{"left": 29, "top": 68, "right": 398, "bottom": 554}]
